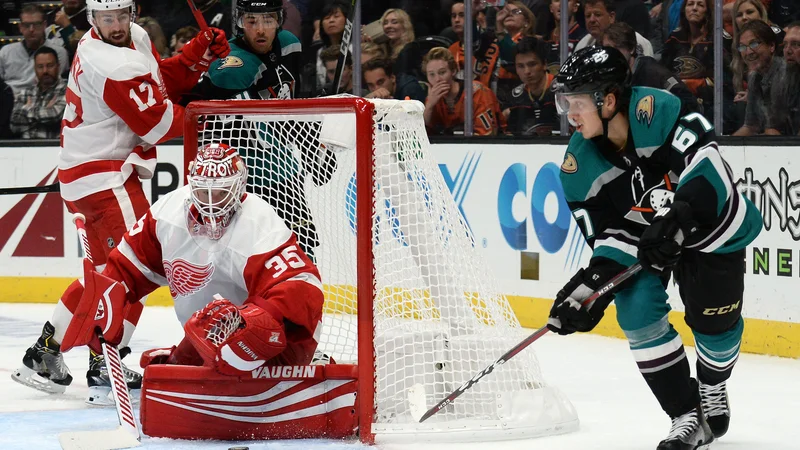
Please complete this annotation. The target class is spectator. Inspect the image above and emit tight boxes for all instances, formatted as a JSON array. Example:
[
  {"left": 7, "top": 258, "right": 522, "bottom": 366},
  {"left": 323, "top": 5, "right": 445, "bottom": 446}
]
[
  {"left": 422, "top": 47, "right": 504, "bottom": 136},
  {"left": 495, "top": 2, "right": 538, "bottom": 101},
  {"left": 0, "top": 79, "right": 12, "bottom": 138},
  {"left": 768, "top": 21, "right": 800, "bottom": 134},
  {"left": 662, "top": 0, "right": 720, "bottom": 118},
  {"left": 363, "top": 57, "right": 427, "bottom": 103},
  {"left": 45, "top": 0, "right": 90, "bottom": 62},
  {"left": 545, "top": 0, "right": 587, "bottom": 74},
  {"left": 281, "top": 0, "right": 303, "bottom": 39},
  {"left": 651, "top": 0, "right": 685, "bottom": 57},
  {"left": 0, "top": 4, "right": 69, "bottom": 92},
  {"left": 9, "top": 46, "right": 67, "bottom": 139},
  {"left": 575, "top": 0, "right": 654, "bottom": 57},
  {"left": 314, "top": 1, "right": 349, "bottom": 94},
  {"left": 603, "top": 22, "right": 702, "bottom": 115},
  {"left": 381, "top": 9, "right": 415, "bottom": 60},
  {"left": 732, "top": 20, "right": 784, "bottom": 136},
  {"left": 770, "top": 1, "right": 800, "bottom": 29},
  {"left": 501, "top": 37, "right": 558, "bottom": 136},
  {"left": 730, "top": 0, "right": 782, "bottom": 94},
  {"left": 136, "top": 16, "right": 170, "bottom": 59},
  {"left": 448, "top": 1, "right": 500, "bottom": 87},
  {"left": 170, "top": 26, "right": 200, "bottom": 56},
  {"left": 320, "top": 44, "right": 360, "bottom": 95},
  {"left": 614, "top": 0, "right": 653, "bottom": 40},
  {"left": 361, "top": 41, "right": 388, "bottom": 64}
]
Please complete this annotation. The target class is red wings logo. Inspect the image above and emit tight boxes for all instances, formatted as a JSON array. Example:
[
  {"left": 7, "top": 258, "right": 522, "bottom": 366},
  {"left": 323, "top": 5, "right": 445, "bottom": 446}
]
[{"left": 164, "top": 259, "right": 215, "bottom": 297}]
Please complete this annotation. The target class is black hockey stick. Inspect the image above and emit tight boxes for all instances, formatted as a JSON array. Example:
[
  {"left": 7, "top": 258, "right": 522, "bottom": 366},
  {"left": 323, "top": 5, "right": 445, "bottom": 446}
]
[
  {"left": 414, "top": 262, "right": 644, "bottom": 423},
  {"left": 0, "top": 182, "right": 60, "bottom": 195},
  {"left": 330, "top": 0, "right": 356, "bottom": 94}
]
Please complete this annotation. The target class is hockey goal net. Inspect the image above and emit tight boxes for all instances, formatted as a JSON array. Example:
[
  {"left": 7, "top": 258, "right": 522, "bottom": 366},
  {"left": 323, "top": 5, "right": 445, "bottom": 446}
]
[{"left": 183, "top": 97, "right": 577, "bottom": 443}]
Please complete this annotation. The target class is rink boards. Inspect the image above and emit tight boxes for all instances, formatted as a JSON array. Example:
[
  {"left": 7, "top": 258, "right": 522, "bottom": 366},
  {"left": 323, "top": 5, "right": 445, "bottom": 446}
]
[{"left": 0, "top": 142, "right": 797, "bottom": 358}]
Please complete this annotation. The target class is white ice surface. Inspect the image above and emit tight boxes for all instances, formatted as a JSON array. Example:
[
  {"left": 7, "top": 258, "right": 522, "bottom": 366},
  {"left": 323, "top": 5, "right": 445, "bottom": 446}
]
[{"left": 0, "top": 303, "right": 797, "bottom": 450}]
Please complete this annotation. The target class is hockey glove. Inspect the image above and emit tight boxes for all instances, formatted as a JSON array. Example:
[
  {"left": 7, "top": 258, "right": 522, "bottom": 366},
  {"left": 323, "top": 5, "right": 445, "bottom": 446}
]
[
  {"left": 547, "top": 265, "right": 618, "bottom": 335},
  {"left": 638, "top": 200, "right": 697, "bottom": 273},
  {"left": 178, "top": 27, "right": 230, "bottom": 72},
  {"left": 184, "top": 298, "right": 286, "bottom": 376}
]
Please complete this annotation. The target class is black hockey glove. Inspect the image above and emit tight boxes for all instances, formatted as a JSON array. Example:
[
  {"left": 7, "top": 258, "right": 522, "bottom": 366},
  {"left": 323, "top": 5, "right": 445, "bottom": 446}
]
[
  {"left": 638, "top": 200, "right": 697, "bottom": 273},
  {"left": 547, "top": 265, "right": 618, "bottom": 335}
]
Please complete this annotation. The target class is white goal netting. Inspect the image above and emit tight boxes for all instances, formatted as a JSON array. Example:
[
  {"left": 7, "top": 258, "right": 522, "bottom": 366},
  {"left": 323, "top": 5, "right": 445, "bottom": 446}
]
[{"left": 192, "top": 98, "right": 577, "bottom": 442}]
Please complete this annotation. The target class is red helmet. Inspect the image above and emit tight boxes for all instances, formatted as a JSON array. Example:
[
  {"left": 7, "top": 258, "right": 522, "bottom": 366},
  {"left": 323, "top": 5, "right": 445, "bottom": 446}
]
[{"left": 187, "top": 143, "right": 247, "bottom": 240}]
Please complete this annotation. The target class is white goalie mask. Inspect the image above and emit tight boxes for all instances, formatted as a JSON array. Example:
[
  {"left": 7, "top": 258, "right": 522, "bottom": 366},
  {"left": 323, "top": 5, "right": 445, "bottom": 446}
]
[{"left": 187, "top": 143, "right": 247, "bottom": 240}]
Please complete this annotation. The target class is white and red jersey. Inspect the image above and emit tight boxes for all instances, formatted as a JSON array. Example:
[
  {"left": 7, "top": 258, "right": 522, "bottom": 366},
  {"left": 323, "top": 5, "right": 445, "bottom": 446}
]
[
  {"left": 102, "top": 186, "right": 324, "bottom": 349},
  {"left": 59, "top": 23, "right": 202, "bottom": 201}
]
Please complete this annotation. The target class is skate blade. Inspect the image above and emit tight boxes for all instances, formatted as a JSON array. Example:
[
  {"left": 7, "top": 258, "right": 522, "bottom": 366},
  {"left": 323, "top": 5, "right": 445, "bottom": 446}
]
[
  {"left": 86, "top": 386, "right": 141, "bottom": 407},
  {"left": 11, "top": 365, "right": 67, "bottom": 394}
]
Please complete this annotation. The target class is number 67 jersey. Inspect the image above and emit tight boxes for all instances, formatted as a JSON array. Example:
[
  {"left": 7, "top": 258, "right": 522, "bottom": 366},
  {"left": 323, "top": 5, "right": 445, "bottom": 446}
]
[{"left": 102, "top": 184, "right": 324, "bottom": 350}]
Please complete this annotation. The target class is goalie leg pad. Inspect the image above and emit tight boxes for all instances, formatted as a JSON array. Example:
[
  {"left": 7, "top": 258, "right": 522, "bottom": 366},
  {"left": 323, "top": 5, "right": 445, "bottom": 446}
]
[{"left": 140, "top": 363, "right": 358, "bottom": 440}]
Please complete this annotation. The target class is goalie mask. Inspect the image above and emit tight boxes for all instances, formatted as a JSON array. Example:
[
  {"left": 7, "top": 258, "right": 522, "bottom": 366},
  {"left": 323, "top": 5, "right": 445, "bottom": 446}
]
[{"left": 187, "top": 143, "right": 247, "bottom": 240}]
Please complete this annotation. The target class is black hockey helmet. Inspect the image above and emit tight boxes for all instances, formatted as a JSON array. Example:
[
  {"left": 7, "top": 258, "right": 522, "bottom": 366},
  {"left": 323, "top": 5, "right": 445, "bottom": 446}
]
[
  {"left": 552, "top": 46, "right": 631, "bottom": 121},
  {"left": 234, "top": 0, "right": 284, "bottom": 33}
]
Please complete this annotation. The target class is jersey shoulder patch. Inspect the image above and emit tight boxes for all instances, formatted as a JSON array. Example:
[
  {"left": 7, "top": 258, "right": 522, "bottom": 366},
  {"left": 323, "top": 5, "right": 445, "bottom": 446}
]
[
  {"left": 512, "top": 84, "right": 525, "bottom": 98},
  {"left": 559, "top": 134, "right": 618, "bottom": 202},
  {"left": 628, "top": 86, "right": 682, "bottom": 153},
  {"left": 208, "top": 43, "right": 262, "bottom": 90}
]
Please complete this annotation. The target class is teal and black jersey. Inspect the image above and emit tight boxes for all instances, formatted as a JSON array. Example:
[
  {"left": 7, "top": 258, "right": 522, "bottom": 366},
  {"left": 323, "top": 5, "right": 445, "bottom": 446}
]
[
  {"left": 559, "top": 87, "right": 762, "bottom": 270},
  {"left": 183, "top": 30, "right": 302, "bottom": 102}
]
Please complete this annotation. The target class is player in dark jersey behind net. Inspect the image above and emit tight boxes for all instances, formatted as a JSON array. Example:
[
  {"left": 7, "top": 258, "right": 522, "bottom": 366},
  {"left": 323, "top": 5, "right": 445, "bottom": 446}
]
[
  {"left": 547, "top": 46, "right": 762, "bottom": 450},
  {"left": 185, "top": 0, "right": 336, "bottom": 260}
]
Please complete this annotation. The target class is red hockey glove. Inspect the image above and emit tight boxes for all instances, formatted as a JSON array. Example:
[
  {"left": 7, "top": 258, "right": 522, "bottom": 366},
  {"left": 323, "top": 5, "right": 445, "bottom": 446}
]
[
  {"left": 184, "top": 298, "right": 286, "bottom": 376},
  {"left": 178, "top": 27, "right": 230, "bottom": 72}
]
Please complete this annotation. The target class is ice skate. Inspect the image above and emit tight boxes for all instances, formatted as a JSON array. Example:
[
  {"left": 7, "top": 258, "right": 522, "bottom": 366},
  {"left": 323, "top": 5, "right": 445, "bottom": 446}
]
[
  {"left": 11, "top": 321, "right": 73, "bottom": 394},
  {"left": 700, "top": 380, "right": 730, "bottom": 438},
  {"left": 85, "top": 347, "right": 142, "bottom": 406},
  {"left": 657, "top": 406, "right": 714, "bottom": 450}
]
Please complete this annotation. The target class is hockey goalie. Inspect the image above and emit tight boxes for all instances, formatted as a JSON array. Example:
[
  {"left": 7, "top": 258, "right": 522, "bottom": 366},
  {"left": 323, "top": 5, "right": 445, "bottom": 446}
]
[{"left": 47, "top": 143, "right": 358, "bottom": 440}]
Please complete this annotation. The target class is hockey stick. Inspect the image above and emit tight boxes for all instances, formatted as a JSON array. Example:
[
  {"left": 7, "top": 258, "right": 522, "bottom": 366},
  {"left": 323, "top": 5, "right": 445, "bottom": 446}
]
[
  {"left": 58, "top": 213, "right": 140, "bottom": 450},
  {"left": 330, "top": 0, "right": 356, "bottom": 94},
  {"left": 186, "top": 0, "right": 210, "bottom": 30},
  {"left": 0, "top": 182, "right": 60, "bottom": 195},
  {"left": 412, "top": 262, "right": 644, "bottom": 423}
]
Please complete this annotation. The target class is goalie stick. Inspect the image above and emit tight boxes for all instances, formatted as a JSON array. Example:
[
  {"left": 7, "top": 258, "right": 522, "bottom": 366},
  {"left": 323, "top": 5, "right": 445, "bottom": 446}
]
[
  {"left": 330, "top": 0, "right": 356, "bottom": 94},
  {"left": 412, "top": 262, "right": 644, "bottom": 423},
  {"left": 58, "top": 214, "right": 140, "bottom": 450}
]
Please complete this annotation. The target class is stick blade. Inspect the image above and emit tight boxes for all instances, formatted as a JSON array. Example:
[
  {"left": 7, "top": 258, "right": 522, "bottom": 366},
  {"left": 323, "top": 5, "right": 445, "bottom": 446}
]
[
  {"left": 407, "top": 383, "right": 428, "bottom": 423},
  {"left": 59, "top": 426, "right": 141, "bottom": 450}
]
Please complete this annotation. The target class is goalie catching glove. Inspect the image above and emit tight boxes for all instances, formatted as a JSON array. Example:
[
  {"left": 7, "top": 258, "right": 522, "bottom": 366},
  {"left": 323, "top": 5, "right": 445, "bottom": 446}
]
[
  {"left": 184, "top": 298, "right": 286, "bottom": 376},
  {"left": 547, "top": 263, "right": 620, "bottom": 335},
  {"left": 178, "top": 27, "right": 231, "bottom": 72}
]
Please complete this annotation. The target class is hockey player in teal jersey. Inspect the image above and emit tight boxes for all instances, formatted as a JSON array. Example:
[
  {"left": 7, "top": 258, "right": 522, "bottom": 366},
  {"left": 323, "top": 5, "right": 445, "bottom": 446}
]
[
  {"left": 185, "top": 0, "right": 336, "bottom": 260},
  {"left": 547, "top": 46, "right": 762, "bottom": 450}
]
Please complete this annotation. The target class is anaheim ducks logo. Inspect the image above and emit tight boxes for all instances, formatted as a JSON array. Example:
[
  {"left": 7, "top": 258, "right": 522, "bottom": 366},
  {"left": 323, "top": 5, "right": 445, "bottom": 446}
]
[
  {"left": 674, "top": 56, "right": 704, "bottom": 79},
  {"left": 636, "top": 95, "right": 655, "bottom": 126},
  {"left": 218, "top": 56, "right": 244, "bottom": 70},
  {"left": 561, "top": 153, "right": 578, "bottom": 173},
  {"left": 164, "top": 259, "right": 215, "bottom": 297}
]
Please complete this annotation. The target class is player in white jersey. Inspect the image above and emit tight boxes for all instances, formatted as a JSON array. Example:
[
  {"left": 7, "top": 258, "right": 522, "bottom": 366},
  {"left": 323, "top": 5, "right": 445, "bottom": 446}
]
[
  {"left": 11, "top": 0, "right": 231, "bottom": 403},
  {"left": 13, "top": 143, "right": 325, "bottom": 409}
]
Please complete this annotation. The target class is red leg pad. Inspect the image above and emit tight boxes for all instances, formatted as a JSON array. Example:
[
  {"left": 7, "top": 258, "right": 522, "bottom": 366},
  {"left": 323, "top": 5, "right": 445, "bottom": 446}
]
[{"left": 140, "top": 363, "right": 359, "bottom": 440}]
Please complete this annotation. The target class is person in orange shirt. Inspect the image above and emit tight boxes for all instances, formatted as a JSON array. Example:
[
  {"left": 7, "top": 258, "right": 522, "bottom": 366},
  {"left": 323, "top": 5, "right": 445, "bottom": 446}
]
[{"left": 422, "top": 47, "right": 504, "bottom": 136}]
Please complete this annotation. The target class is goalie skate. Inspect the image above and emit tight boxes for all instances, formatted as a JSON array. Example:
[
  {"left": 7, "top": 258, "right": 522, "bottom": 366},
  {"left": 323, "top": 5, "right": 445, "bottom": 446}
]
[
  {"left": 11, "top": 321, "right": 73, "bottom": 394},
  {"left": 85, "top": 347, "right": 142, "bottom": 407}
]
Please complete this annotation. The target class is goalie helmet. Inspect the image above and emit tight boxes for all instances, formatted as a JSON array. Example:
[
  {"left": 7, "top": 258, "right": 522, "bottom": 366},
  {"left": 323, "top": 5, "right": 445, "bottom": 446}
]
[
  {"left": 234, "top": 0, "right": 284, "bottom": 34},
  {"left": 86, "top": 0, "right": 136, "bottom": 29},
  {"left": 187, "top": 143, "right": 247, "bottom": 240}
]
